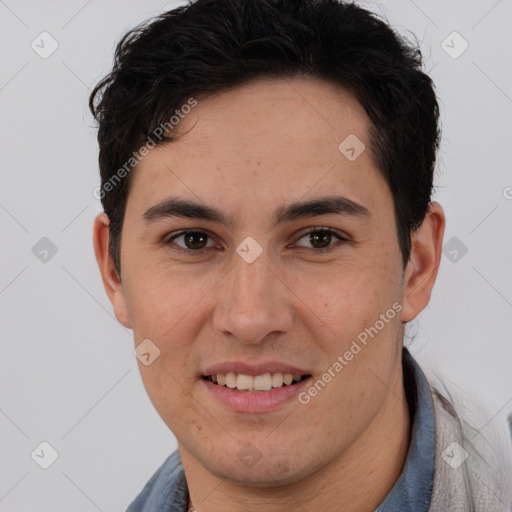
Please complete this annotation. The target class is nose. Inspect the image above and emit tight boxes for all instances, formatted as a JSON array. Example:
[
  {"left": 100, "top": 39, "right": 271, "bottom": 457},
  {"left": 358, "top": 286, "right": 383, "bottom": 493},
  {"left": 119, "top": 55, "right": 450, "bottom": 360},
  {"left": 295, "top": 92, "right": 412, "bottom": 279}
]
[{"left": 212, "top": 246, "right": 294, "bottom": 345}]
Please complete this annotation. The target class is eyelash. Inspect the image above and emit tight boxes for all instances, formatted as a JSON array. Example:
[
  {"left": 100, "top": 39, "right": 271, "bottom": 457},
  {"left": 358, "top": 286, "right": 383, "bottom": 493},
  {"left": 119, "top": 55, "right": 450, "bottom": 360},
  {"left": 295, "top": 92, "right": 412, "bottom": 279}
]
[{"left": 164, "top": 227, "right": 350, "bottom": 256}]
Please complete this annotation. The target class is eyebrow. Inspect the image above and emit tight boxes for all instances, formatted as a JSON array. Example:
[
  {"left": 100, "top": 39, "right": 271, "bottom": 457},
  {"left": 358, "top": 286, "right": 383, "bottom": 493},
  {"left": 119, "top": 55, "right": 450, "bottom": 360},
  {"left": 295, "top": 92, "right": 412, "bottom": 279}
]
[{"left": 142, "top": 195, "right": 371, "bottom": 227}]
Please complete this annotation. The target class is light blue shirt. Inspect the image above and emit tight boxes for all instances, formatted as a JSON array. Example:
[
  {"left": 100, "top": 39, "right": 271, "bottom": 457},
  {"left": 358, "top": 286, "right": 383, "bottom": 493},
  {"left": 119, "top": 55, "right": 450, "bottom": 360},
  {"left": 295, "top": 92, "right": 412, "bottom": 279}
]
[{"left": 126, "top": 348, "right": 435, "bottom": 512}]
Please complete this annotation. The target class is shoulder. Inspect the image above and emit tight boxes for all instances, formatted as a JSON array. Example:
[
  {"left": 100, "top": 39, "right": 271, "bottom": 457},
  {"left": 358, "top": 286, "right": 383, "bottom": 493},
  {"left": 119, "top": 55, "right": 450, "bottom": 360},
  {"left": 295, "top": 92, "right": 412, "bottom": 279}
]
[
  {"left": 126, "top": 449, "right": 189, "bottom": 512},
  {"left": 428, "top": 382, "right": 512, "bottom": 511}
]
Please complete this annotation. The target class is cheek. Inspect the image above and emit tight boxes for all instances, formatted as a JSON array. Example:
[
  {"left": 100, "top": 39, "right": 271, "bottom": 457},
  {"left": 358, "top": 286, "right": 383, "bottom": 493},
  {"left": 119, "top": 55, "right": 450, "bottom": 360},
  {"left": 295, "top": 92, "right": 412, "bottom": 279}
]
[
  {"left": 137, "top": 358, "right": 199, "bottom": 437},
  {"left": 296, "top": 254, "right": 401, "bottom": 333},
  {"left": 123, "top": 256, "right": 215, "bottom": 339},
  {"left": 122, "top": 267, "right": 209, "bottom": 408},
  {"left": 293, "top": 249, "right": 403, "bottom": 398}
]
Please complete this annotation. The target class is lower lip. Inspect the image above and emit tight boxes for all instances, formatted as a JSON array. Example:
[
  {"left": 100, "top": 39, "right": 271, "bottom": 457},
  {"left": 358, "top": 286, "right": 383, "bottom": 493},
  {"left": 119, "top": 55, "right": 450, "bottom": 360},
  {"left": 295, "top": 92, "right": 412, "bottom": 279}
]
[{"left": 201, "top": 377, "right": 312, "bottom": 413}]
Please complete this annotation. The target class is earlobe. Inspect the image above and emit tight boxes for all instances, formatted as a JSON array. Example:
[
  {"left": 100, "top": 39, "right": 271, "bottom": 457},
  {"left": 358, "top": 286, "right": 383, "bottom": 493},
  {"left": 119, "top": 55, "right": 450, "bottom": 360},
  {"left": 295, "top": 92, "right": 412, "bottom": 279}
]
[
  {"left": 401, "top": 202, "right": 445, "bottom": 323},
  {"left": 92, "top": 212, "right": 132, "bottom": 328}
]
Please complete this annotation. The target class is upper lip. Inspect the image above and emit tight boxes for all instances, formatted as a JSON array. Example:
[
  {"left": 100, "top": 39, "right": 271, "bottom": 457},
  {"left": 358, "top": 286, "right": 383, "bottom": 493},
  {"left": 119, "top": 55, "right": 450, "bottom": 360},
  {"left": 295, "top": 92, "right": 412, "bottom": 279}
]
[{"left": 202, "top": 361, "right": 311, "bottom": 377}]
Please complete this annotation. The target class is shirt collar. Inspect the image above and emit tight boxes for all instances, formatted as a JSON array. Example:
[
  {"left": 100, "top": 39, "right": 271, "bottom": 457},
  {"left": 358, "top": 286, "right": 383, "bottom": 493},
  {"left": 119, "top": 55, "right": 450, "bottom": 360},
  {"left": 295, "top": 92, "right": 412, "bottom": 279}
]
[{"left": 375, "top": 347, "right": 436, "bottom": 512}]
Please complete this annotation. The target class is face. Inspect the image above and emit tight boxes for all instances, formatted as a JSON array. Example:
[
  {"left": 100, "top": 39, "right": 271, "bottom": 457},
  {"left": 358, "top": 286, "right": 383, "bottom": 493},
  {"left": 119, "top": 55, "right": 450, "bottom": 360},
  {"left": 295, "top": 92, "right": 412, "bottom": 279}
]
[{"left": 95, "top": 77, "right": 435, "bottom": 487}]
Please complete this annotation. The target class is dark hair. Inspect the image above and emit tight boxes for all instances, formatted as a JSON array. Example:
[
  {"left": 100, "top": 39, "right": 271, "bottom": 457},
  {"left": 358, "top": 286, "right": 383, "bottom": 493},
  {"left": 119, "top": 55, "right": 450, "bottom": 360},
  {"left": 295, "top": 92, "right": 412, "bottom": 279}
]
[{"left": 89, "top": 0, "right": 440, "bottom": 276}]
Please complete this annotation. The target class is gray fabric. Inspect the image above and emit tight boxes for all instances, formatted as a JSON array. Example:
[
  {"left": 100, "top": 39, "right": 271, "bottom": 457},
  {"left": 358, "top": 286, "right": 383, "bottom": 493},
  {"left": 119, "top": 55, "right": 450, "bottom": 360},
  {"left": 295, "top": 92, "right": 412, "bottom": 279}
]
[
  {"left": 428, "top": 387, "right": 512, "bottom": 511},
  {"left": 126, "top": 351, "right": 512, "bottom": 511}
]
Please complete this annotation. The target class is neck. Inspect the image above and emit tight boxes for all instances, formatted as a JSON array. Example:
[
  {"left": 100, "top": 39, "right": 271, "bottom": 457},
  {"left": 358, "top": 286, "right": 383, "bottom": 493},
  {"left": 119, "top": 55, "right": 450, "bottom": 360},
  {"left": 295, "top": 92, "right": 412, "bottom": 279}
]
[{"left": 182, "top": 362, "right": 411, "bottom": 512}]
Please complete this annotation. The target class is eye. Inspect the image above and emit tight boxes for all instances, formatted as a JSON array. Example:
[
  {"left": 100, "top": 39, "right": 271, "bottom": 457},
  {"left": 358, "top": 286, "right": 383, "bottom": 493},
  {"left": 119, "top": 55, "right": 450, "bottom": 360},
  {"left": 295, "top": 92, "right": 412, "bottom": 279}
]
[
  {"left": 164, "top": 227, "right": 350, "bottom": 257},
  {"left": 164, "top": 230, "right": 216, "bottom": 255},
  {"left": 293, "top": 227, "right": 349, "bottom": 252}
]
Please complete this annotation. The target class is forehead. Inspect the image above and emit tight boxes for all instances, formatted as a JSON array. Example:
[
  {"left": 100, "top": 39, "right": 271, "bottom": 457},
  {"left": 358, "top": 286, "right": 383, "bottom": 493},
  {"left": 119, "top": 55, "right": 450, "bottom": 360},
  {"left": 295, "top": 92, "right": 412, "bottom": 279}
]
[
  {"left": 175, "top": 77, "right": 370, "bottom": 158},
  {"left": 127, "top": 77, "right": 390, "bottom": 220}
]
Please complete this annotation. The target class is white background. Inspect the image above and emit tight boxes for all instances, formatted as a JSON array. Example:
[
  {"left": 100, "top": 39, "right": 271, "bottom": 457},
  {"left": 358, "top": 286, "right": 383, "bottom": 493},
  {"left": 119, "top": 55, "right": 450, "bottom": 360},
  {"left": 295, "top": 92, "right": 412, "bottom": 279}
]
[{"left": 1, "top": 0, "right": 511, "bottom": 510}]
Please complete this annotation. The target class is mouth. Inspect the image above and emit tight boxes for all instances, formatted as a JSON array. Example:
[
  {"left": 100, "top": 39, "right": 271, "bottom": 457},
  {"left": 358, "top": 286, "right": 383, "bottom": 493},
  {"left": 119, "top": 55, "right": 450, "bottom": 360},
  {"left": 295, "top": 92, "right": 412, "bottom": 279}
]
[{"left": 202, "top": 372, "right": 311, "bottom": 392}]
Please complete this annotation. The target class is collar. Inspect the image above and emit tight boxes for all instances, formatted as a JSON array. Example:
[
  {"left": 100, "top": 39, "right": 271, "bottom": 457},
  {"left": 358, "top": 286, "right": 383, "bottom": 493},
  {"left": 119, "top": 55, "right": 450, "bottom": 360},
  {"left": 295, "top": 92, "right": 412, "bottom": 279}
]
[{"left": 375, "top": 347, "right": 435, "bottom": 511}]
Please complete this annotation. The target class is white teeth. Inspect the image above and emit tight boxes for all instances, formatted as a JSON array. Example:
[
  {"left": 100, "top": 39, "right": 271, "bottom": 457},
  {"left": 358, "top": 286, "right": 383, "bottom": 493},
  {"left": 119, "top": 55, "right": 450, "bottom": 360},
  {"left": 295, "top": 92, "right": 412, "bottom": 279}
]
[
  {"left": 272, "top": 373, "right": 284, "bottom": 387},
  {"left": 253, "top": 373, "right": 272, "bottom": 391},
  {"left": 225, "top": 372, "right": 237, "bottom": 388},
  {"left": 236, "top": 374, "right": 253, "bottom": 390},
  {"left": 209, "top": 372, "right": 305, "bottom": 391}
]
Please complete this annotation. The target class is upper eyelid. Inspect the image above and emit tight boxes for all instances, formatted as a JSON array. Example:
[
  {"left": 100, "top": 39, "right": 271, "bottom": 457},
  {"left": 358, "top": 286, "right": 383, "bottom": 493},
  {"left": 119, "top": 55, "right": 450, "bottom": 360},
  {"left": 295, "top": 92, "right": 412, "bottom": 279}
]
[
  {"left": 165, "top": 227, "right": 349, "bottom": 248},
  {"left": 292, "top": 227, "right": 348, "bottom": 242}
]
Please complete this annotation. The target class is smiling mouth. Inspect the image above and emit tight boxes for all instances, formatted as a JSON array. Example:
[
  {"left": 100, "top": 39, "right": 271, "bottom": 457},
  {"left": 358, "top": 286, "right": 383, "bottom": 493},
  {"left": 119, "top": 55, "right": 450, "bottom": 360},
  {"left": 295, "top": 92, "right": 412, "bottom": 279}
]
[{"left": 203, "top": 372, "right": 311, "bottom": 392}]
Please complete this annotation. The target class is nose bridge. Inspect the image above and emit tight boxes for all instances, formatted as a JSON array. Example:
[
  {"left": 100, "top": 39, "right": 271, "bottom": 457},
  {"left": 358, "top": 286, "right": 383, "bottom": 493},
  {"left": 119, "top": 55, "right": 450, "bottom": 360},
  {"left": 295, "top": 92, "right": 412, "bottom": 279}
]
[
  {"left": 233, "top": 250, "right": 274, "bottom": 302},
  {"left": 213, "top": 243, "right": 292, "bottom": 343}
]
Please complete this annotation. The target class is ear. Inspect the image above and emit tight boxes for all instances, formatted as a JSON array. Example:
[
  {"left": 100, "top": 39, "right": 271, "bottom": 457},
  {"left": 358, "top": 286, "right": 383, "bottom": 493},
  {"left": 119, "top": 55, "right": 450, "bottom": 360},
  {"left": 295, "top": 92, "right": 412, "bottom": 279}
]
[
  {"left": 93, "top": 212, "right": 132, "bottom": 328},
  {"left": 401, "top": 201, "right": 445, "bottom": 322}
]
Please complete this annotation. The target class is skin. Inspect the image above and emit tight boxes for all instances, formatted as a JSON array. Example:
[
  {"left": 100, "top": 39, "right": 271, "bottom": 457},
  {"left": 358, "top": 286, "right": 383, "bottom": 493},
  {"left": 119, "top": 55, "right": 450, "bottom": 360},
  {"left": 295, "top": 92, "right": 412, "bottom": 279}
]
[{"left": 93, "top": 77, "right": 445, "bottom": 512}]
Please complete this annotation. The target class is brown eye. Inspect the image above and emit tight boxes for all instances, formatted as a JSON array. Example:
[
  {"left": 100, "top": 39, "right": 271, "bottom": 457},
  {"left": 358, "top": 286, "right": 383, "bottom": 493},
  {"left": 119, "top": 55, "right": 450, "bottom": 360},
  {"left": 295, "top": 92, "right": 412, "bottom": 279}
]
[
  {"left": 165, "top": 230, "right": 215, "bottom": 254},
  {"left": 182, "top": 231, "right": 208, "bottom": 250},
  {"left": 309, "top": 230, "right": 332, "bottom": 249},
  {"left": 294, "top": 228, "right": 348, "bottom": 251}
]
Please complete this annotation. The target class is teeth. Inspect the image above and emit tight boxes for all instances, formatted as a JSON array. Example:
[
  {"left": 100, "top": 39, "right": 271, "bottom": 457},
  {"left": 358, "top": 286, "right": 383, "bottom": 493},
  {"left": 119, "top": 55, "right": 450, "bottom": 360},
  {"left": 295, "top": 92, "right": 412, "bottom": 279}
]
[
  {"left": 253, "top": 374, "right": 272, "bottom": 391},
  {"left": 225, "top": 372, "right": 237, "bottom": 388},
  {"left": 208, "top": 372, "right": 306, "bottom": 391},
  {"left": 272, "top": 373, "right": 284, "bottom": 387},
  {"left": 236, "top": 374, "right": 253, "bottom": 390}
]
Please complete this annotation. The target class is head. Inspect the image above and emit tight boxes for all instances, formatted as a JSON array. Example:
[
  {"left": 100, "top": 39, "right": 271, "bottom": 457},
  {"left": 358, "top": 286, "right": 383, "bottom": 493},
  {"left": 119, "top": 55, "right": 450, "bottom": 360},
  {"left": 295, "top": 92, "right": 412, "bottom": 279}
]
[{"left": 92, "top": 0, "right": 444, "bottom": 488}]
